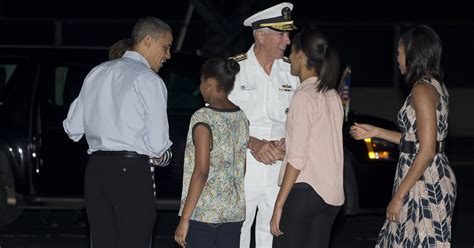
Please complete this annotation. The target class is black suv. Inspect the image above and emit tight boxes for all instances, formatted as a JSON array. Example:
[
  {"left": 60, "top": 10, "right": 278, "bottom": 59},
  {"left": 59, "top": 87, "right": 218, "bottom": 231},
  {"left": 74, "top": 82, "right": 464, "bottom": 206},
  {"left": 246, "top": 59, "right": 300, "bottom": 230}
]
[{"left": 0, "top": 46, "right": 398, "bottom": 226}]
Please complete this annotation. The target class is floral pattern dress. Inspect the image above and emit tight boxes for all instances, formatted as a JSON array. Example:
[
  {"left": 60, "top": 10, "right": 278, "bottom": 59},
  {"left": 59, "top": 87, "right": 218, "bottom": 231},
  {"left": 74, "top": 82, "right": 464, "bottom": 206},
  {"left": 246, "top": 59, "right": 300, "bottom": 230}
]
[
  {"left": 179, "top": 106, "right": 249, "bottom": 224},
  {"left": 376, "top": 78, "right": 457, "bottom": 247}
]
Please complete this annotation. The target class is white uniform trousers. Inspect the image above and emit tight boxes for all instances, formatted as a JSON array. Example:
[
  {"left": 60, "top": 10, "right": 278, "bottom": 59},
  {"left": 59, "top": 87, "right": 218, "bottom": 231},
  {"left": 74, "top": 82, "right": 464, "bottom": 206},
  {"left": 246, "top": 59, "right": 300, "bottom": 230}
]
[{"left": 240, "top": 150, "right": 281, "bottom": 248}]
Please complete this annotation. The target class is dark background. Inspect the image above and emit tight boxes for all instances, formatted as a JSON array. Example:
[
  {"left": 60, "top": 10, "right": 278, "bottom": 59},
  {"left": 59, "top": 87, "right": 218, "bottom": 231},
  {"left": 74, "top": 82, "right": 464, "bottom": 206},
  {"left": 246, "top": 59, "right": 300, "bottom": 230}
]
[
  {"left": 0, "top": 2, "right": 473, "bottom": 247},
  {"left": 1, "top": 0, "right": 473, "bottom": 21},
  {"left": 1, "top": 0, "right": 474, "bottom": 88}
]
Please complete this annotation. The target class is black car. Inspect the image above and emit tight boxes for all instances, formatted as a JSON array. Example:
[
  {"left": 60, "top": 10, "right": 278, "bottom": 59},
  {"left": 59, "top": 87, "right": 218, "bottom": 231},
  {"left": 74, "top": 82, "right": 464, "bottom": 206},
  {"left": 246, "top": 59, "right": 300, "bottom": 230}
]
[{"left": 0, "top": 46, "right": 398, "bottom": 226}]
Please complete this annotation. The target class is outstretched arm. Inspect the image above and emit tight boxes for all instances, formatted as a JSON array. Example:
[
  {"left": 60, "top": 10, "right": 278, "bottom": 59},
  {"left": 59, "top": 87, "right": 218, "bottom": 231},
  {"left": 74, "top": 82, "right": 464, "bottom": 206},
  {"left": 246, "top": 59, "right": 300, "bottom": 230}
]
[{"left": 350, "top": 122, "right": 402, "bottom": 144}]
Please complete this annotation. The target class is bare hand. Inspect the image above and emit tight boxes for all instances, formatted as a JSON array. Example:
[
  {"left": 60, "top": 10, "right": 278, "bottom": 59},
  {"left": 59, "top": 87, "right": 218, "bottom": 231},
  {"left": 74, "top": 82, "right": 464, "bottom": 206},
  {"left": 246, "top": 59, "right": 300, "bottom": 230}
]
[
  {"left": 174, "top": 219, "right": 189, "bottom": 247},
  {"left": 250, "top": 139, "right": 279, "bottom": 165},
  {"left": 151, "top": 157, "right": 162, "bottom": 166},
  {"left": 349, "top": 123, "right": 378, "bottom": 140},
  {"left": 386, "top": 197, "right": 403, "bottom": 223},
  {"left": 270, "top": 206, "right": 284, "bottom": 236},
  {"left": 273, "top": 138, "right": 286, "bottom": 150},
  {"left": 270, "top": 139, "right": 286, "bottom": 160}
]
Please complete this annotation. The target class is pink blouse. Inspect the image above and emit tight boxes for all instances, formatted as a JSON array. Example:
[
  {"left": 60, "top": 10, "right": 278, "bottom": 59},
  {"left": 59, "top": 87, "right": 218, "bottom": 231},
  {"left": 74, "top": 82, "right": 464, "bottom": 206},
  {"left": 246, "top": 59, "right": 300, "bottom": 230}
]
[{"left": 279, "top": 77, "right": 345, "bottom": 206}]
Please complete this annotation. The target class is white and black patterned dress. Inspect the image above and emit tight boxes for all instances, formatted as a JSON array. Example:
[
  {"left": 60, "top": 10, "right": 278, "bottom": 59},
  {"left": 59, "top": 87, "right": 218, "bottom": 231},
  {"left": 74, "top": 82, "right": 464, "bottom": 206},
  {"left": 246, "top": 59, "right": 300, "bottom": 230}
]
[{"left": 376, "top": 78, "right": 457, "bottom": 248}]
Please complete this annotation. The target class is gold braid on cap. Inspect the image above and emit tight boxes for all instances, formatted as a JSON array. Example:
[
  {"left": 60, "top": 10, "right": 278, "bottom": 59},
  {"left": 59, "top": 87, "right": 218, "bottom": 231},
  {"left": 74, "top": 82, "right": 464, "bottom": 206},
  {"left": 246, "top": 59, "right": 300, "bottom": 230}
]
[{"left": 259, "top": 21, "right": 294, "bottom": 28}]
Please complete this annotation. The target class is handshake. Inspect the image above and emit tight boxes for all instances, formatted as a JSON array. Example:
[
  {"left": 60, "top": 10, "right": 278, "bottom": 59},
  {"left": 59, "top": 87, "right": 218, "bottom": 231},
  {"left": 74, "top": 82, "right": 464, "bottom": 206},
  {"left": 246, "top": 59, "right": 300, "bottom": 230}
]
[{"left": 249, "top": 138, "right": 286, "bottom": 165}]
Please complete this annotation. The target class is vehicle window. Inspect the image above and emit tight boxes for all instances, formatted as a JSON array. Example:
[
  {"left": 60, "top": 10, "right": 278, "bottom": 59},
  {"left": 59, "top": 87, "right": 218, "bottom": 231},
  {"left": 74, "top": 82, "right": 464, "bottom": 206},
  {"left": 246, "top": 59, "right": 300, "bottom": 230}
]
[
  {"left": 162, "top": 70, "right": 204, "bottom": 111},
  {"left": 51, "top": 65, "right": 90, "bottom": 106},
  {"left": 0, "top": 58, "right": 25, "bottom": 104},
  {"left": 0, "top": 64, "right": 18, "bottom": 92}
]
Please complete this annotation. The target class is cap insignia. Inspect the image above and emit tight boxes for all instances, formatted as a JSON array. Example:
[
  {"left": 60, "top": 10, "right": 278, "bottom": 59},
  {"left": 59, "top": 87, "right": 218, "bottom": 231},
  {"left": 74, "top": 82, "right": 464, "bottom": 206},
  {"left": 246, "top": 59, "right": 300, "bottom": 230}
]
[{"left": 282, "top": 7, "right": 291, "bottom": 20}]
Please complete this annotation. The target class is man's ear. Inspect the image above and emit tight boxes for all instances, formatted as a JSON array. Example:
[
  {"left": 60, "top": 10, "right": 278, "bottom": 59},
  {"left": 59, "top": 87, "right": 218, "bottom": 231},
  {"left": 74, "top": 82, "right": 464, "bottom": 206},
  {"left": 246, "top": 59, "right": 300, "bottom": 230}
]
[
  {"left": 142, "top": 35, "right": 153, "bottom": 48},
  {"left": 255, "top": 30, "right": 265, "bottom": 43}
]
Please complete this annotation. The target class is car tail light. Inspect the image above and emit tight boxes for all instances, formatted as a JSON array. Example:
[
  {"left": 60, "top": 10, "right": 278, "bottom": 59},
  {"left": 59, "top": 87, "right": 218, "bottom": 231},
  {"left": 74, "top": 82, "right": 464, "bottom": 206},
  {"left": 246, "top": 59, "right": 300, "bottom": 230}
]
[{"left": 364, "top": 138, "right": 396, "bottom": 160}]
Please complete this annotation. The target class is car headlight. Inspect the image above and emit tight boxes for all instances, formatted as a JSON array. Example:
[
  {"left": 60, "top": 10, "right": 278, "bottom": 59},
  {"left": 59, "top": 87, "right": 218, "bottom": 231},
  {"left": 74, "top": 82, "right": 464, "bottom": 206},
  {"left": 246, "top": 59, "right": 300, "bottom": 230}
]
[{"left": 363, "top": 138, "right": 397, "bottom": 160}]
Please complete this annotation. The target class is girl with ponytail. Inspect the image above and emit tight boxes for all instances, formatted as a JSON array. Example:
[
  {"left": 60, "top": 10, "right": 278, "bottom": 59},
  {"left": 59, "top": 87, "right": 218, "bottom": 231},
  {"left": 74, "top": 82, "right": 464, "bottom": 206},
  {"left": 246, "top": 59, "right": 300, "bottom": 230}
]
[
  {"left": 270, "top": 28, "right": 344, "bottom": 248},
  {"left": 175, "top": 57, "right": 249, "bottom": 248}
]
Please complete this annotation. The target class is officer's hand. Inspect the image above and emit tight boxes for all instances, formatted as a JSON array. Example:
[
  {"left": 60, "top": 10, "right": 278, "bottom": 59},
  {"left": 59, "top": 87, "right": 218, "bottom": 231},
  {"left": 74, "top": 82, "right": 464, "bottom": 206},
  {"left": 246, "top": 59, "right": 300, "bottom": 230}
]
[{"left": 250, "top": 138, "right": 278, "bottom": 165}]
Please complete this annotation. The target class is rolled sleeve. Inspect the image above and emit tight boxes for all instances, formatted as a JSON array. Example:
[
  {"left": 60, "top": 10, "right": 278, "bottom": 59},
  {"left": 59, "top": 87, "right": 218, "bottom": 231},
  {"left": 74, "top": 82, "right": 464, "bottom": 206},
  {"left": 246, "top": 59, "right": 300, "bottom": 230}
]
[
  {"left": 151, "top": 148, "right": 173, "bottom": 167},
  {"left": 63, "top": 97, "right": 84, "bottom": 142},
  {"left": 285, "top": 92, "right": 315, "bottom": 171},
  {"left": 134, "top": 73, "right": 173, "bottom": 157}
]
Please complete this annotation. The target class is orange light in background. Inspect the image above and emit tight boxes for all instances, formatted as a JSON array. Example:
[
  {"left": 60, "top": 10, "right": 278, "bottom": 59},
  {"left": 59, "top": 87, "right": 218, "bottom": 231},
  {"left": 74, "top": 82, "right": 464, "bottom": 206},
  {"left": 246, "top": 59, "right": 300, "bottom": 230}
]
[
  {"left": 364, "top": 138, "right": 391, "bottom": 160},
  {"left": 368, "top": 151, "right": 376, "bottom": 159},
  {"left": 364, "top": 138, "right": 375, "bottom": 159},
  {"left": 379, "top": 151, "right": 390, "bottom": 159}
]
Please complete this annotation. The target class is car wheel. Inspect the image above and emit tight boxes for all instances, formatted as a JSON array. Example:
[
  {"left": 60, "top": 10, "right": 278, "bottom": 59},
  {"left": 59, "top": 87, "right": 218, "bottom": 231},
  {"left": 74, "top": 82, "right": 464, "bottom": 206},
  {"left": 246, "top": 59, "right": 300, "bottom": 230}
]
[
  {"left": 342, "top": 149, "right": 360, "bottom": 216},
  {"left": 0, "top": 152, "right": 23, "bottom": 226}
]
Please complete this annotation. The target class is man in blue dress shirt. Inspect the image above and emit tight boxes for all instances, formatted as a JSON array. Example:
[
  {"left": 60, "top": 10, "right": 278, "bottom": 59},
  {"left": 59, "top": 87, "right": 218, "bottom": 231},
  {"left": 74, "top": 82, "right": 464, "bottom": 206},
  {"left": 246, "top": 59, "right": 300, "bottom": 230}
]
[{"left": 63, "top": 17, "right": 173, "bottom": 248}]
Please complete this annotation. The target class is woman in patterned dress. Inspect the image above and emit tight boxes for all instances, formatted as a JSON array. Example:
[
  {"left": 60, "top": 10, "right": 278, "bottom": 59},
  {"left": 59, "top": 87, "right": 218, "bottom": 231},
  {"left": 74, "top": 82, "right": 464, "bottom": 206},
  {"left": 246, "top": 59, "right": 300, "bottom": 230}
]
[
  {"left": 350, "top": 25, "right": 456, "bottom": 247},
  {"left": 174, "top": 58, "right": 249, "bottom": 248}
]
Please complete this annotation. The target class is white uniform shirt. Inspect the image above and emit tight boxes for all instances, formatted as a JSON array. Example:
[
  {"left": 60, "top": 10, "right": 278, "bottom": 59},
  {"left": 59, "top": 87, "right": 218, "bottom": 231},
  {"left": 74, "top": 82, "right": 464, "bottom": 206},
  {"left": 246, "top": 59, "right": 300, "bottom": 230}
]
[
  {"left": 229, "top": 45, "right": 299, "bottom": 191},
  {"left": 229, "top": 44, "right": 300, "bottom": 142},
  {"left": 63, "top": 51, "right": 172, "bottom": 158}
]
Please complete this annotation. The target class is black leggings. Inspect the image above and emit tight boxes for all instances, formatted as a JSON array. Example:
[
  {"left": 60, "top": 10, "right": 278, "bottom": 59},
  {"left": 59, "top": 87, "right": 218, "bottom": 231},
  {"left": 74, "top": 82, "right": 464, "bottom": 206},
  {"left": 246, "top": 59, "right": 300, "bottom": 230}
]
[{"left": 273, "top": 183, "right": 341, "bottom": 248}]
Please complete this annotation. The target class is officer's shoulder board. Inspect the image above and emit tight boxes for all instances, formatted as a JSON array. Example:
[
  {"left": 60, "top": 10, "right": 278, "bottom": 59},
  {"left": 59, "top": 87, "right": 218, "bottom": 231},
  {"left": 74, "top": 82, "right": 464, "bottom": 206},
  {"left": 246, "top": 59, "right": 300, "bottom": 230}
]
[
  {"left": 282, "top": 56, "right": 290, "bottom": 63},
  {"left": 228, "top": 53, "right": 247, "bottom": 62}
]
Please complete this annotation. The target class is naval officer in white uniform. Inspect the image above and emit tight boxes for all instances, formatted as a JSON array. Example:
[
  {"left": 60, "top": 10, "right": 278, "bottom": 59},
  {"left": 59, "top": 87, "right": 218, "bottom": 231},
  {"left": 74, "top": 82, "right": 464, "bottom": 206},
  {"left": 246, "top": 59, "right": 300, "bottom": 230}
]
[{"left": 228, "top": 3, "right": 300, "bottom": 247}]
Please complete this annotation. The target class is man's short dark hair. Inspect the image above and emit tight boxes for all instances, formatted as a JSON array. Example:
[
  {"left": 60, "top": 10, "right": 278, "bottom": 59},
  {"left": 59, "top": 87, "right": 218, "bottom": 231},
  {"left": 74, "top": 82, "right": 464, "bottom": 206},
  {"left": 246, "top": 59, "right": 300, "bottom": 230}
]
[{"left": 131, "top": 17, "right": 172, "bottom": 43}]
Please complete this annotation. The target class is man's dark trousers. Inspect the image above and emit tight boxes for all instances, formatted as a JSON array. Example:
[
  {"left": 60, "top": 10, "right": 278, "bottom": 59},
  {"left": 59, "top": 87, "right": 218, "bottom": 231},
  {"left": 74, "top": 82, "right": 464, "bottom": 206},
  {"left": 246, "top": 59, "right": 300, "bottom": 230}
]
[{"left": 85, "top": 151, "right": 156, "bottom": 248}]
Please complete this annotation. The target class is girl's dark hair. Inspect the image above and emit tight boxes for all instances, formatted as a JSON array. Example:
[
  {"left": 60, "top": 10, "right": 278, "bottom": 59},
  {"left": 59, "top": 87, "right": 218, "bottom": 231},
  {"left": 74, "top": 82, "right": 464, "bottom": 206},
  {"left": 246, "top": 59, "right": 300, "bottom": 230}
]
[
  {"left": 108, "top": 38, "right": 133, "bottom": 60},
  {"left": 201, "top": 57, "right": 240, "bottom": 94},
  {"left": 400, "top": 25, "right": 443, "bottom": 87},
  {"left": 292, "top": 27, "right": 341, "bottom": 92}
]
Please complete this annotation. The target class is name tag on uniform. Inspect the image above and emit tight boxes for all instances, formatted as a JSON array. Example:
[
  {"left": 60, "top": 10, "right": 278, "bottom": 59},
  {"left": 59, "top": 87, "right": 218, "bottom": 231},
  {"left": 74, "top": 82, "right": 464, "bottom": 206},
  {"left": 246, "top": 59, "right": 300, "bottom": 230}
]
[
  {"left": 240, "top": 84, "right": 256, "bottom": 90},
  {"left": 279, "top": 83, "right": 293, "bottom": 92}
]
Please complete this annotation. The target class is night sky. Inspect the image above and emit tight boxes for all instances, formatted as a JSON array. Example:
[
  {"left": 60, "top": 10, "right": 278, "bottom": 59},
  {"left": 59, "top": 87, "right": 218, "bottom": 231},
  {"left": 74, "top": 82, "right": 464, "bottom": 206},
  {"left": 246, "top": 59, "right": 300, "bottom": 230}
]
[{"left": 0, "top": 0, "right": 473, "bottom": 22}]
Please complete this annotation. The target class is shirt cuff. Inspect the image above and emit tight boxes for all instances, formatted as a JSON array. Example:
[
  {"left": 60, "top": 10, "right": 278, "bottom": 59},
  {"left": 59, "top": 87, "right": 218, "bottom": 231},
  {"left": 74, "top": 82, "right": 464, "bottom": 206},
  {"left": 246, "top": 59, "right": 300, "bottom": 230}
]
[
  {"left": 287, "top": 154, "right": 307, "bottom": 171},
  {"left": 151, "top": 148, "right": 173, "bottom": 167}
]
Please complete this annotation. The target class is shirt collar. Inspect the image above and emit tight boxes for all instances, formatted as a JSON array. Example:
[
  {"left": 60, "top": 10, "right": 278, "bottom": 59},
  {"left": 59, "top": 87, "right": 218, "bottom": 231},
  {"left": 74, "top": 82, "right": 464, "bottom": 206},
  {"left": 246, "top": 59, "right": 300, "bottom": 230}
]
[
  {"left": 301, "top": 76, "right": 319, "bottom": 86},
  {"left": 247, "top": 44, "right": 259, "bottom": 67},
  {"left": 123, "top": 51, "right": 151, "bottom": 69},
  {"left": 247, "top": 43, "right": 284, "bottom": 77}
]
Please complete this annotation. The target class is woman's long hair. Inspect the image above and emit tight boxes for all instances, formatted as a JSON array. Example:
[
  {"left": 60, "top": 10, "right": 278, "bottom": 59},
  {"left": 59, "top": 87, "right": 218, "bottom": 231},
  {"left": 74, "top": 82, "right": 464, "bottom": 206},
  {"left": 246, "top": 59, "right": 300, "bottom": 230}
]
[
  {"left": 292, "top": 27, "right": 341, "bottom": 92},
  {"left": 400, "top": 25, "right": 443, "bottom": 86}
]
